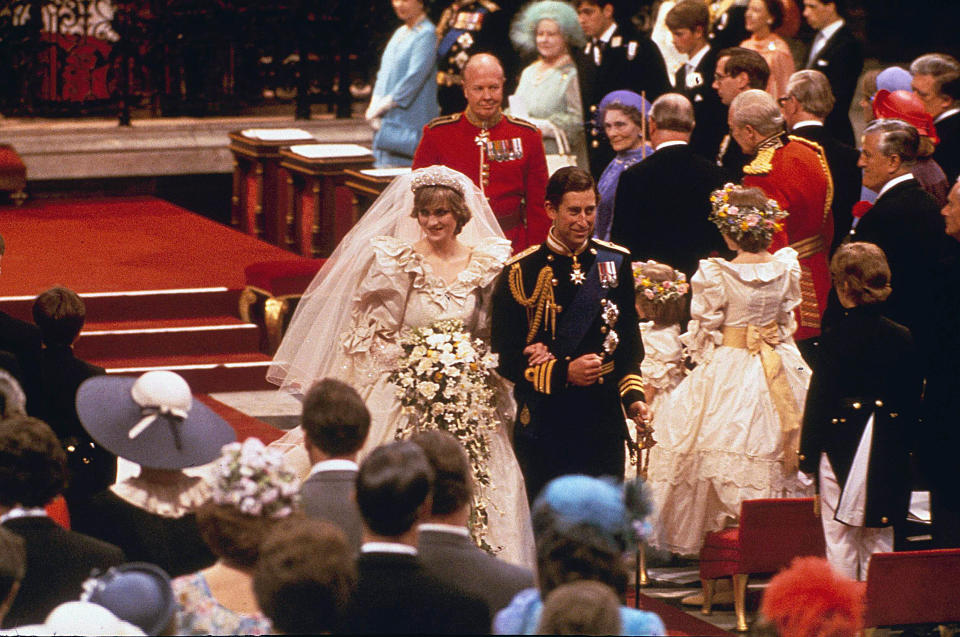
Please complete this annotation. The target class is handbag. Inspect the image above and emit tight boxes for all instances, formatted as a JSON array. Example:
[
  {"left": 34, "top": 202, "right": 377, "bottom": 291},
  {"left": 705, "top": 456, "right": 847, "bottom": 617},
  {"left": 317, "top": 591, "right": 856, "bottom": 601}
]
[{"left": 544, "top": 121, "right": 578, "bottom": 176}]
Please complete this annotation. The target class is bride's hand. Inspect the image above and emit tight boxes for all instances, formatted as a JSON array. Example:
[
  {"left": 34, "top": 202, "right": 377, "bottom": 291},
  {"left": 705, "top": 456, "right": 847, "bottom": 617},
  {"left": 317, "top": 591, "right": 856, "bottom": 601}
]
[{"left": 523, "top": 342, "right": 554, "bottom": 366}]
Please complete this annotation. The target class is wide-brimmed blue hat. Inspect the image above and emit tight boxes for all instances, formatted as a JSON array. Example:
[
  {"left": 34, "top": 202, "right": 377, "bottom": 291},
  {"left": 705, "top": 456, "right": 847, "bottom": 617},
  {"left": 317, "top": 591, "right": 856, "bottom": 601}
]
[{"left": 77, "top": 371, "right": 235, "bottom": 470}]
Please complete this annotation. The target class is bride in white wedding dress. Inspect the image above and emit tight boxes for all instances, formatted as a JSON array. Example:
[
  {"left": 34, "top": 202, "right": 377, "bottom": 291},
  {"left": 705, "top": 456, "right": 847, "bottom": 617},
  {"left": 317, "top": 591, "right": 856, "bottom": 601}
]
[{"left": 267, "top": 166, "right": 535, "bottom": 568}]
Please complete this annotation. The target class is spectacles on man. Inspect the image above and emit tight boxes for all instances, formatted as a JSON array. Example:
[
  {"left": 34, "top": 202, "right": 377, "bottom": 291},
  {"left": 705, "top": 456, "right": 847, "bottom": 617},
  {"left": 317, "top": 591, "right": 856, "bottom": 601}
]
[{"left": 777, "top": 95, "right": 793, "bottom": 106}]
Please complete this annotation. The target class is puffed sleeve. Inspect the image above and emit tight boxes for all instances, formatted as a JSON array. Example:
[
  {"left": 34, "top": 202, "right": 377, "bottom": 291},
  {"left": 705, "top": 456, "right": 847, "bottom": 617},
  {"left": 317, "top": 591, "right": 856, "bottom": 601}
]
[
  {"left": 774, "top": 247, "right": 801, "bottom": 339},
  {"left": 680, "top": 259, "right": 727, "bottom": 365},
  {"left": 466, "top": 237, "right": 512, "bottom": 341},
  {"left": 340, "top": 237, "right": 422, "bottom": 371},
  {"left": 640, "top": 324, "right": 684, "bottom": 391}
]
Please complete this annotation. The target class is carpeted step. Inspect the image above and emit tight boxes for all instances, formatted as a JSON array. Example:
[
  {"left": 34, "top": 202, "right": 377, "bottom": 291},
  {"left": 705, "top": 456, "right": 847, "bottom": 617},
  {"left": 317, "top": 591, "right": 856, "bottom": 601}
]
[
  {"left": 0, "top": 288, "right": 242, "bottom": 324},
  {"left": 196, "top": 395, "right": 284, "bottom": 445},
  {"left": 76, "top": 316, "right": 259, "bottom": 360},
  {"left": 96, "top": 353, "right": 274, "bottom": 394}
]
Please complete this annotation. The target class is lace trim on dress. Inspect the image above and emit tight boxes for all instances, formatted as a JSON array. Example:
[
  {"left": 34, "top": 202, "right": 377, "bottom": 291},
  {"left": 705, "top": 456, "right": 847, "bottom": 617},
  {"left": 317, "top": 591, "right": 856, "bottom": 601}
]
[
  {"left": 647, "top": 446, "right": 795, "bottom": 493},
  {"left": 709, "top": 247, "right": 799, "bottom": 283},
  {"left": 111, "top": 475, "right": 210, "bottom": 518}
]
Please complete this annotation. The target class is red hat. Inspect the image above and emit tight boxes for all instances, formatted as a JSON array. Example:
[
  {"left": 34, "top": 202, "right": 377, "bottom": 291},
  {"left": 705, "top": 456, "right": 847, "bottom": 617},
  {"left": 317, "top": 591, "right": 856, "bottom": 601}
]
[{"left": 872, "top": 90, "right": 940, "bottom": 145}]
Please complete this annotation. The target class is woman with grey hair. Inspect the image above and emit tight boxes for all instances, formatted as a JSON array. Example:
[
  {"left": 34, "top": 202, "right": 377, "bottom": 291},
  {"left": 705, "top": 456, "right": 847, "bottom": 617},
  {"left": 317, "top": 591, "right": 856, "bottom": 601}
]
[{"left": 508, "top": 1, "right": 587, "bottom": 169}]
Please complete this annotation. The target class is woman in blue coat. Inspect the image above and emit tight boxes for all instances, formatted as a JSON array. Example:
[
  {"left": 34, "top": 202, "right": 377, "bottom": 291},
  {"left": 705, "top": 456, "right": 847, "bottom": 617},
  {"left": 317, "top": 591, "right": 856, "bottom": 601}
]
[{"left": 366, "top": 0, "right": 439, "bottom": 167}]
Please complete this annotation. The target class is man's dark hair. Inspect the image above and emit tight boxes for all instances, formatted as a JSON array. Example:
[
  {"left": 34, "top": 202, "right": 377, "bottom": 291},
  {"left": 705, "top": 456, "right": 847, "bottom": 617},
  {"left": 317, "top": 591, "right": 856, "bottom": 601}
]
[
  {"left": 719, "top": 47, "right": 771, "bottom": 89},
  {"left": 573, "top": 0, "right": 619, "bottom": 19},
  {"left": 302, "top": 379, "right": 370, "bottom": 457},
  {"left": 0, "top": 417, "right": 68, "bottom": 508},
  {"left": 0, "top": 526, "right": 25, "bottom": 607},
  {"left": 356, "top": 441, "right": 434, "bottom": 537},
  {"left": 32, "top": 286, "right": 86, "bottom": 347},
  {"left": 254, "top": 518, "right": 357, "bottom": 634},
  {"left": 410, "top": 430, "right": 472, "bottom": 515},
  {"left": 546, "top": 166, "right": 598, "bottom": 209},
  {"left": 665, "top": 0, "right": 710, "bottom": 34}
]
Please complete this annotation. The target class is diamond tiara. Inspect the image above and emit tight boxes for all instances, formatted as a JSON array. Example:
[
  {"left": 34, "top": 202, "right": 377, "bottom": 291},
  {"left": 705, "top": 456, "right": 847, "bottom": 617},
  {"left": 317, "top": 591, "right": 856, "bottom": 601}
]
[{"left": 409, "top": 166, "right": 465, "bottom": 197}]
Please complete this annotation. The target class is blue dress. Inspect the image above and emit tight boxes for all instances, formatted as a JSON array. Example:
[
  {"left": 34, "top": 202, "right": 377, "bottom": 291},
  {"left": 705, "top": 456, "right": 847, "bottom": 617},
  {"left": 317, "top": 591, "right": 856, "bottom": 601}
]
[
  {"left": 493, "top": 588, "right": 666, "bottom": 635},
  {"left": 595, "top": 146, "right": 653, "bottom": 241},
  {"left": 371, "top": 17, "right": 439, "bottom": 167}
]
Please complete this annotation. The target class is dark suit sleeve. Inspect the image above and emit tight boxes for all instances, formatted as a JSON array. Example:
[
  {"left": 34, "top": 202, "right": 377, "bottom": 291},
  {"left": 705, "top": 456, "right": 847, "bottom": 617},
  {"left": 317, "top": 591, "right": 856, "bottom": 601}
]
[
  {"left": 610, "top": 165, "right": 642, "bottom": 254},
  {"left": 799, "top": 344, "right": 828, "bottom": 476},
  {"left": 822, "top": 33, "right": 863, "bottom": 114},
  {"left": 613, "top": 252, "right": 645, "bottom": 408}
]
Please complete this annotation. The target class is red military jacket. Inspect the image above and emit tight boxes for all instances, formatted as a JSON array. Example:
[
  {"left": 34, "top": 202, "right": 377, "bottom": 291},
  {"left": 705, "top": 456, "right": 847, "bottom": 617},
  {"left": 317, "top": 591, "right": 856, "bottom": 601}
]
[
  {"left": 743, "top": 133, "right": 834, "bottom": 340},
  {"left": 413, "top": 109, "right": 550, "bottom": 252}
]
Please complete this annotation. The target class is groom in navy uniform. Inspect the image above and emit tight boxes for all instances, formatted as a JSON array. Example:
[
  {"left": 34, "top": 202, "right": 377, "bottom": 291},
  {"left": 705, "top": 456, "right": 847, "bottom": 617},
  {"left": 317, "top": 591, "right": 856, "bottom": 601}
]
[{"left": 491, "top": 166, "right": 648, "bottom": 502}]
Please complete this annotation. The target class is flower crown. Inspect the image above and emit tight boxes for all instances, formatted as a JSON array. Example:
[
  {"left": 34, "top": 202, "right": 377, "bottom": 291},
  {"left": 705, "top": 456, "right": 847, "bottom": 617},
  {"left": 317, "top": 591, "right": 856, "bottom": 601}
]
[
  {"left": 709, "top": 183, "right": 788, "bottom": 243},
  {"left": 632, "top": 261, "right": 689, "bottom": 303},
  {"left": 410, "top": 166, "right": 464, "bottom": 197},
  {"left": 211, "top": 438, "right": 299, "bottom": 518}
]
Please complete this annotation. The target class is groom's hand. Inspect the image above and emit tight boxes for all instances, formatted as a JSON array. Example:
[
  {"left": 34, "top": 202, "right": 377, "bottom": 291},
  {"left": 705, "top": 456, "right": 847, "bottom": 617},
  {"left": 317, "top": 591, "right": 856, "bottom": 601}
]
[
  {"left": 523, "top": 343, "right": 554, "bottom": 366},
  {"left": 567, "top": 354, "right": 602, "bottom": 386}
]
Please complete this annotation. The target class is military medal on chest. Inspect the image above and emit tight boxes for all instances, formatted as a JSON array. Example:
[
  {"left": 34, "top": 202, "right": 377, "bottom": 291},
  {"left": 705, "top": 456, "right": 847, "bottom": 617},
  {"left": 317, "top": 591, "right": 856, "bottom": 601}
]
[{"left": 569, "top": 254, "right": 586, "bottom": 285}]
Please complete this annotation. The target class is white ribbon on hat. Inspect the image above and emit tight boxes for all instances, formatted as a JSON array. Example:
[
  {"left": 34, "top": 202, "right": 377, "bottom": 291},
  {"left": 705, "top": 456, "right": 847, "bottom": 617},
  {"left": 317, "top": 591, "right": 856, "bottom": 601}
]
[{"left": 126, "top": 371, "right": 192, "bottom": 440}]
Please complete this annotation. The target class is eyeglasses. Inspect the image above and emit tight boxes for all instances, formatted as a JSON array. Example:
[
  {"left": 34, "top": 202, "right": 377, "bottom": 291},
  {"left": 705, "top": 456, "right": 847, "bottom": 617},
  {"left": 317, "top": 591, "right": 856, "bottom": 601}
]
[{"left": 777, "top": 95, "right": 793, "bottom": 106}]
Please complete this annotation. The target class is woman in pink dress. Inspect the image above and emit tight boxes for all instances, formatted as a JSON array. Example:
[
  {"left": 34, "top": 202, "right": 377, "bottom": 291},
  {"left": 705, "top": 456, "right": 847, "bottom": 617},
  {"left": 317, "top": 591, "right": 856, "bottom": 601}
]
[{"left": 740, "top": 0, "right": 795, "bottom": 100}]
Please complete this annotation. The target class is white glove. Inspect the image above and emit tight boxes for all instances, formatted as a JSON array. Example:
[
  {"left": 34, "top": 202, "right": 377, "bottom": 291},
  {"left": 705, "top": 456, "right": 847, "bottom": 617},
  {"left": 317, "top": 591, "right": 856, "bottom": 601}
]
[
  {"left": 365, "top": 94, "right": 394, "bottom": 121},
  {"left": 369, "top": 117, "right": 382, "bottom": 131}
]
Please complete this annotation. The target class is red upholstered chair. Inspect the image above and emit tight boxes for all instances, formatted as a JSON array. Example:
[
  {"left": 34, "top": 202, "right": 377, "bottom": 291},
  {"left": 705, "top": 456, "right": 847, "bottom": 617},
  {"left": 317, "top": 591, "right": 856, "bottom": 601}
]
[
  {"left": 239, "top": 259, "right": 325, "bottom": 351},
  {"left": 45, "top": 496, "right": 71, "bottom": 529},
  {"left": 864, "top": 549, "right": 960, "bottom": 633},
  {"left": 0, "top": 144, "right": 27, "bottom": 205},
  {"left": 699, "top": 498, "right": 825, "bottom": 631}
]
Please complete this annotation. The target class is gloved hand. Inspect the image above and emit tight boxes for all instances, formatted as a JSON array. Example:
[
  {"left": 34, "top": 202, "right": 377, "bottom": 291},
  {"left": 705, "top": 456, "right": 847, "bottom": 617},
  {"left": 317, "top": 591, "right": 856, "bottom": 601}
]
[
  {"left": 369, "top": 117, "right": 382, "bottom": 131},
  {"left": 365, "top": 94, "right": 394, "bottom": 122}
]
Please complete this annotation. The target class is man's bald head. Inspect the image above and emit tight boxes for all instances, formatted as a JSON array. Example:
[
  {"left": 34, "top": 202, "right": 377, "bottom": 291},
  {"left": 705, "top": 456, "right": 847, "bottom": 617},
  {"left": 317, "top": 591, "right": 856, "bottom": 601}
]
[
  {"left": 462, "top": 54, "right": 505, "bottom": 122},
  {"left": 463, "top": 53, "right": 504, "bottom": 84}
]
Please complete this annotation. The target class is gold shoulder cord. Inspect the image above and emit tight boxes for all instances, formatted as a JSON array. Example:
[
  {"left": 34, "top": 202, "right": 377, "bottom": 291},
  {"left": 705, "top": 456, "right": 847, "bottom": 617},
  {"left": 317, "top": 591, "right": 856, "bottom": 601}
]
[
  {"left": 508, "top": 263, "right": 557, "bottom": 344},
  {"left": 744, "top": 144, "right": 775, "bottom": 175}
]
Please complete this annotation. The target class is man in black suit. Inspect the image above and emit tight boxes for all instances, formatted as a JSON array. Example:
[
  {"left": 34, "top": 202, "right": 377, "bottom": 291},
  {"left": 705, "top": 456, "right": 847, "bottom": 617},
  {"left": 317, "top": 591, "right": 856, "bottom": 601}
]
[
  {"left": 611, "top": 93, "right": 725, "bottom": 279},
  {"left": 0, "top": 526, "right": 25, "bottom": 627},
  {"left": 781, "top": 69, "right": 861, "bottom": 253},
  {"left": 0, "top": 234, "right": 41, "bottom": 413},
  {"left": 713, "top": 47, "right": 770, "bottom": 181},
  {"left": 851, "top": 119, "right": 947, "bottom": 342},
  {"left": 707, "top": 0, "right": 748, "bottom": 51},
  {"left": 0, "top": 417, "right": 124, "bottom": 628},
  {"left": 343, "top": 441, "right": 489, "bottom": 634},
  {"left": 411, "top": 430, "right": 533, "bottom": 619},
  {"left": 802, "top": 0, "right": 863, "bottom": 146},
  {"left": 665, "top": 1, "right": 724, "bottom": 163},
  {"left": 31, "top": 287, "right": 113, "bottom": 530},
  {"left": 910, "top": 53, "right": 960, "bottom": 183},
  {"left": 298, "top": 378, "right": 368, "bottom": 553},
  {"left": 575, "top": 0, "right": 670, "bottom": 178}
]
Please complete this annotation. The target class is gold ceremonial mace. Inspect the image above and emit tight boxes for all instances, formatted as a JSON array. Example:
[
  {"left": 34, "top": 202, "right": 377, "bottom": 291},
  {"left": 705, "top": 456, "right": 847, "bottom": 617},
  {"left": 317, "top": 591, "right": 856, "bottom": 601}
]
[{"left": 640, "top": 91, "right": 648, "bottom": 160}]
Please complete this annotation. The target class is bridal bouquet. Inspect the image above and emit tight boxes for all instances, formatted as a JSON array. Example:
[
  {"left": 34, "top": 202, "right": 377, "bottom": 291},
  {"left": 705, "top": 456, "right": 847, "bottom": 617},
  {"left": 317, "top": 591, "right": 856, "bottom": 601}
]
[{"left": 389, "top": 318, "right": 501, "bottom": 550}]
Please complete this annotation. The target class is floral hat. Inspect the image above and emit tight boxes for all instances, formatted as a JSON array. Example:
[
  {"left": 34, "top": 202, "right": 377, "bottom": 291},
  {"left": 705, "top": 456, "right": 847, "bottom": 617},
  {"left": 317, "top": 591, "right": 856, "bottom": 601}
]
[
  {"left": 631, "top": 261, "right": 689, "bottom": 303},
  {"left": 211, "top": 437, "right": 299, "bottom": 519},
  {"left": 709, "top": 183, "right": 788, "bottom": 244}
]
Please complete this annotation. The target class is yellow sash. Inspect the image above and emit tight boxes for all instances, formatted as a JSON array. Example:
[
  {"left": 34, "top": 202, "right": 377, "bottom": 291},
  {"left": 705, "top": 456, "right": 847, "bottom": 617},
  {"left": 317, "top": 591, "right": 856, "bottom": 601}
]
[{"left": 722, "top": 322, "right": 801, "bottom": 474}]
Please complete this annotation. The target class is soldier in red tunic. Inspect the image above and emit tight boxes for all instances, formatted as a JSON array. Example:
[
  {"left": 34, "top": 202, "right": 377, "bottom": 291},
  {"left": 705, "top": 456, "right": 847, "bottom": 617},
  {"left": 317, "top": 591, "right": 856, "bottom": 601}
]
[
  {"left": 413, "top": 53, "right": 550, "bottom": 252},
  {"left": 730, "top": 89, "right": 834, "bottom": 341}
]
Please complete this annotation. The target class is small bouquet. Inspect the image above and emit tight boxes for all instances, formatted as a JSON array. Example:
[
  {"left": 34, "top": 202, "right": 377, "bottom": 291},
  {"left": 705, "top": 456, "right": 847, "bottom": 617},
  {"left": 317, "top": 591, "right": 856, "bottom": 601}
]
[
  {"left": 212, "top": 438, "right": 300, "bottom": 519},
  {"left": 389, "top": 318, "right": 501, "bottom": 551}
]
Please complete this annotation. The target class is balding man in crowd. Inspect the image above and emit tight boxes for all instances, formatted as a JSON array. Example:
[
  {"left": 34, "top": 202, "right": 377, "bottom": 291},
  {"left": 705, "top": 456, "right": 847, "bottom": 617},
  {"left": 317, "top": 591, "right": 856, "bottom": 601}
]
[
  {"left": 610, "top": 93, "right": 724, "bottom": 279},
  {"left": 851, "top": 119, "right": 946, "bottom": 341},
  {"left": 731, "top": 89, "right": 833, "bottom": 344},
  {"left": 413, "top": 53, "right": 550, "bottom": 252},
  {"left": 712, "top": 47, "right": 771, "bottom": 181},
  {"left": 911, "top": 53, "right": 960, "bottom": 183},
  {"left": 780, "top": 70, "right": 861, "bottom": 253}
]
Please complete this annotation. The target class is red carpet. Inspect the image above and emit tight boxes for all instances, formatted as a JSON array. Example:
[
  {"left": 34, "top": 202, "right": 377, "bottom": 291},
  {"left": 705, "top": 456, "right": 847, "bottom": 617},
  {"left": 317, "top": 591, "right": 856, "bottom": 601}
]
[
  {"left": 628, "top": 591, "right": 732, "bottom": 636},
  {"left": 0, "top": 197, "right": 304, "bottom": 295},
  {"left": 0, "top": 197, "right": 314, "bottom": 392},
  {"left": 198, "top": 394, "right": 284, "bottom": 445}
]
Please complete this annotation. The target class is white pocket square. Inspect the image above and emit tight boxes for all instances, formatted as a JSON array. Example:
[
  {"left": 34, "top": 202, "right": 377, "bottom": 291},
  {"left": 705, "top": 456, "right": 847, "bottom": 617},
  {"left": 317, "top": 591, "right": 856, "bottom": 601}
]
[
  {"left": 694, "top": 94, "right": 704, "bottom": 102},
  {"left": 816, "top": 58, "right": 829, "bottom": 67}
]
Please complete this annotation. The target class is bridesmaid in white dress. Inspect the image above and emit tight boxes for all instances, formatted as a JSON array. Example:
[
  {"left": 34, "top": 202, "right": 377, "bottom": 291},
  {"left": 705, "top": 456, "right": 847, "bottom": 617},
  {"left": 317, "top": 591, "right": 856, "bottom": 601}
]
[
  {"left": 267, "top": 166, "right": 535, "bottom": 568},
  {"left": 647, "top": 184, "right": 812, "bottom": 556}
]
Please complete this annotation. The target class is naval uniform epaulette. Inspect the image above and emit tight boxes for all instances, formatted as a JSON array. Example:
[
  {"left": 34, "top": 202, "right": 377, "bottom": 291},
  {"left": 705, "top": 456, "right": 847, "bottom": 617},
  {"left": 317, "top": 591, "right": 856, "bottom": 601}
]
[
  {"left": 592, "top": 238, "right": 630, "bottom": 254},
  {"left": 504, "top": 114, "right": 539, "bottom": 132},
  {"left": 506, "top": 243, "right": 541, "bottom": 265},
  {"left": 425, "top": 113, "right": 461, "bottom": 129}
]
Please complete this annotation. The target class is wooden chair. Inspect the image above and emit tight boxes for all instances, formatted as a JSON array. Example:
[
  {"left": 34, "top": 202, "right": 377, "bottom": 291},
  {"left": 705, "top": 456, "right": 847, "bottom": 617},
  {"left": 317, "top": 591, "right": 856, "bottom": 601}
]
[
  {"left": 238, "top": 259, "right": 325, "bottom": 352},
  {"left": 863, "top": 548, "right": 960, "bottom": 635},
  {"left": 699, "top": 498, "right": 825, "bottom": 631}
]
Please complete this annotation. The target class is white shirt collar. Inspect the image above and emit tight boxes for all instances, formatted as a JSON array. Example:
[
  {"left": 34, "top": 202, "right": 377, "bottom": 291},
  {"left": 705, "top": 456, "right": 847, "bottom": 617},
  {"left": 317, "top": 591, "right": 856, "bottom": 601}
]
[
  {"left": 361, "top": 542, "right": 418, "bottom": 555},
  {"left": 935, "top": 107, "right": 960, "bottom": 124},
  {"left": 817, "top": 18, "right": 845, "bottom": 43},
  {"left": 0, "top": 507, "right": 47, "bottom": 524},
  {"left": 792, "top": 120, "right": 824, "bottom": 129},
  {"left": 655, "top": 140, "right": 688, "bottom": 150},
  {"left": 599, "top": 22, "right": 617, "bottom": 44},
  {"left": 307, "top": 458, "right": 359, "bottom": 479},
  {"left": 418, "top": 523, "right": 471, "bottom": 538},
  {"left": 686, "top": 44, "right": 710, "bottom": 70},
  {"left": 877, "top": 173, "right": 915, "bottom": 199}
]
